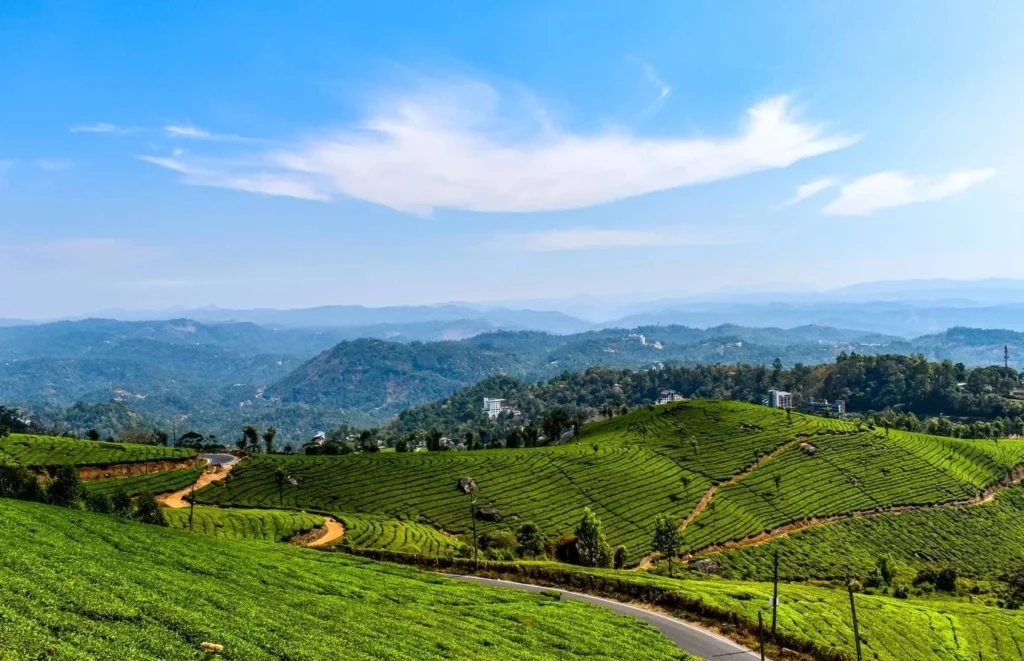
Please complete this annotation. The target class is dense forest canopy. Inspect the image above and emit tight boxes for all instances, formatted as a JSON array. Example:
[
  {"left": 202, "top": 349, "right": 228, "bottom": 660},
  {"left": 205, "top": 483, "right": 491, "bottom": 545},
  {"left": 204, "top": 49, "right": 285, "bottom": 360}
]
[{"left": 384, "top": 353, "right": 1024, "bottom": 444}]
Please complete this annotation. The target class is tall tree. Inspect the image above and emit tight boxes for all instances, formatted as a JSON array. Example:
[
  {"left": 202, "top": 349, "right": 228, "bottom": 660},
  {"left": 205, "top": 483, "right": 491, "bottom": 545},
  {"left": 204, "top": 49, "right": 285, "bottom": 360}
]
[
  {"left": 651, "top": 513, "right": 681, "bottom": 577},
  {"left": 262, "top": 427, "right": 278, "bottom": 454},
  {"left": 575, "top": 507, "right": 612, "bottom": 567},
  {"left": 243, "top": 424, "right": 259, "bottom": 452}
]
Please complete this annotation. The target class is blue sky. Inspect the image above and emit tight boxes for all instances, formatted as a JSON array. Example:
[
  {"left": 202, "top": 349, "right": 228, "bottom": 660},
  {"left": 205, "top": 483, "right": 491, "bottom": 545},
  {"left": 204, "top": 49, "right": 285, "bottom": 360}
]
[{"left": 2, "top": 1, "right": 1023, "bottom": 318}]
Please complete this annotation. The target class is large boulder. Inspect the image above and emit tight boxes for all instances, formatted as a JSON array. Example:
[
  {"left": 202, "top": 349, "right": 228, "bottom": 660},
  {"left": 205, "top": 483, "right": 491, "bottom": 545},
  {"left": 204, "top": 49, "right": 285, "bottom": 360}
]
[
  {"left": 475, "top": 507, "right": 502, "bottom": 522},
  {"left": 692, "top": 559, "right": 721, "bottom": 575},
  {"left": 457, "top": 477, "right": 477, "bottom": 494}
]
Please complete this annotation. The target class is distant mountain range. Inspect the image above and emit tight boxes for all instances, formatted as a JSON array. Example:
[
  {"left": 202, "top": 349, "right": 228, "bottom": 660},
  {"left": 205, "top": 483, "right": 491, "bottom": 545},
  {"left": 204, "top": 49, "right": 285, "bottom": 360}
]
[
  {"left": 15, "top": 278, "right": 1024, "bottom": 339},
  {"left": 6, "top": 316, "right": 1024, "bottom": 441}
]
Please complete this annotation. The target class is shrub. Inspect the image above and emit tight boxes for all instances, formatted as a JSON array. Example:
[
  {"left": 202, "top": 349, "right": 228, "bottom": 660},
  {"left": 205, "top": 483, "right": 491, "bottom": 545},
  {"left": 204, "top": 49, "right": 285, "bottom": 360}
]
[
  {"left": 914, "top": 567, "right": 959, "bottom": 593},
  {"left": 0, "top": 465, "right": 44, "bottom": 501},
  {"left": 549, "top": 535, "right": 580, "bottom": 565},
  {"left": 134, "top": 492, "right": 167, "bottom": 526},
  {"left": 477, "top": 530, "right": 518, "bottom": 552},
  {"left": 49, "top": 464, "right": 83, "bottom": 507},
  {"left": 613, "top": 546, "right": 628, "bottom": 569},
  {"left": 85, "top": 490, "right": 113, "bottom": 514},
  {"left": 515, "top": 522, "right": 544, "bottom": 558},
  {"left": 111, "top": 486, "right": 133, "bottom": 517}
]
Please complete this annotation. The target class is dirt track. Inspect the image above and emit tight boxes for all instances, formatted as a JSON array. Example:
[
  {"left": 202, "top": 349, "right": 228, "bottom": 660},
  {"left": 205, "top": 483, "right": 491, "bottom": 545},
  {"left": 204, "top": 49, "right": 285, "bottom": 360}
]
[{"left": 156, "top": 456, "right": 239, "bottom": 509}]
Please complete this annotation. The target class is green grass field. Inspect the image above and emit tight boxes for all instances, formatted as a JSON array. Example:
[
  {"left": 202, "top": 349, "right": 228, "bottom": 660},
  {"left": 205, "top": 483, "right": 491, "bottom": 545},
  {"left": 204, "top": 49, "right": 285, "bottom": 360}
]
[
  {"left": 707, "top": 484, "right": 1024, "bottom": 585},
  {"left": 163, "top": 506, "right": 325, "bottom": 542},
  {"left": 196, "top": 401, "right": 1024, "bottom": 562},
  {"left": 85, "top": 466, "right": 205, "bottom": 497},
  {"left": 0, "top": 498, "right": 691, "bottom": 661},
  {"left": 561, "top": 567, "right": 1024, "bottom": 661},
  {"left": 0, "top": 433, "right": 195, "bottom": 468},
  {"left": 338, "top": 512, "right": 465, "bottom": 554}
]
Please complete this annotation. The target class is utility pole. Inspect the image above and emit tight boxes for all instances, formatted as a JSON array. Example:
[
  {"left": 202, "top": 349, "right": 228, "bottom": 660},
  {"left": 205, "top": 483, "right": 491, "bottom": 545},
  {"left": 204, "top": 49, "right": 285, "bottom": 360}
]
[
  {"left": 847, "top": 577, "right": 863, "bottom": 661},
  {"left": 758, "top": 611, "right": 765, "bottom": 661},
  {"left": 771, "top": 548, "right": 780, "bottom": 641},
  {"left": 189, "top": 479, "right": 196, "bottom": 531},
  {"left": 471, "top": 492, "right": 479, "bottom": 570}
]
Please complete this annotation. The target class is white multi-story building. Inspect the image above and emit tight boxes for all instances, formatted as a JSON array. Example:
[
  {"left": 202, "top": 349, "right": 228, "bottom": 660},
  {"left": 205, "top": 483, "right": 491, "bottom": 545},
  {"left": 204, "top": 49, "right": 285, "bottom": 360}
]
[
  {"left": 656, "top": 389, "right": 685, "bottom": 405},
  {"left": 483, "top": 397, "right": 506, "bottom": 419},
  {"left": 768, "top": 389, "right": 793, "bottom": 409}
]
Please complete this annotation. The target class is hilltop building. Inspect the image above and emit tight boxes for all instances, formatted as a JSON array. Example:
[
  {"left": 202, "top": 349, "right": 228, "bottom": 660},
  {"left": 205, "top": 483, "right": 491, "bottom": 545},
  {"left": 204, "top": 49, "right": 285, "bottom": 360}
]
[
  {"left": 656, "top": 389, "right": 685, "bottom": 405},
  {"left": 483, "top": 397, "right": 506, "bottom": 419},
  {"left": 767, "top": 389, "right": 793, "bottom": 409},
  {"left": 800, "top": 397, "right": 846, "bottom": 418}
]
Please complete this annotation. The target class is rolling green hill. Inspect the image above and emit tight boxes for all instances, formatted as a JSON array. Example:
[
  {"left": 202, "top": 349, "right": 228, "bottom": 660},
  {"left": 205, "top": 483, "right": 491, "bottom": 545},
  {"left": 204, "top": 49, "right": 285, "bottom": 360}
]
[
  {"left": 0, "top": 498, "right": 689, "bottom": 661},
  {"left": 196, "top": 400, "right": 1024, "bottom": 563},
  {"left": 0, "top": 433, "right": 195, "bottom": 468},
  {"left": 558, "top": 565, "right": 1024, "bottom": 661},
  {"left": 706, "top": 483, "right": 1024, "bottom": 585}
]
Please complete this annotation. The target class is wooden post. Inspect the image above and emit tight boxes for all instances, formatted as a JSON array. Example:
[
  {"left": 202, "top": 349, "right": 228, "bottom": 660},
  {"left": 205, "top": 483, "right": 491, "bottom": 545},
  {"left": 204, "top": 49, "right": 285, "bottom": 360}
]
[
  {"left": 758, "top": 610, "right": 765, "bottom": 661},
  {"left": 847, "top": 579, "right": 863, "bottom": 661},
  {"left": 771, "top": 548, "right": 779, "bottom": 640}
]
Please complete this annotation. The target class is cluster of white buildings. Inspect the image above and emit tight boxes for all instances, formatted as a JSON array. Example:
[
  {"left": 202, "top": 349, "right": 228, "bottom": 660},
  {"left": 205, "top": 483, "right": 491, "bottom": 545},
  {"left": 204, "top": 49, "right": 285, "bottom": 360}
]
[
  {"left": 482, "top": 397, "right": 522, "bottom": 420},
  {"left": 656, "top": 389, "right": 685, "bottom": 405},
  {"left": 766, "top": 389, "right": 846, "bottom": 418}
]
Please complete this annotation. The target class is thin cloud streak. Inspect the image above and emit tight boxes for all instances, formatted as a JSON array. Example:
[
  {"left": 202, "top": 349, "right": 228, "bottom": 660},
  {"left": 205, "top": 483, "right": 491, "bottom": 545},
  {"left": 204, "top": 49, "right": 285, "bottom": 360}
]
[
  {"left": 823, "top": 169, "right": 995, "bottom": 216},
  {"left": 507, "top": 227, "right": 743, "bottom": 252},
  {"left": 779, "top": 177, "right": 834, "bottom": 208}
]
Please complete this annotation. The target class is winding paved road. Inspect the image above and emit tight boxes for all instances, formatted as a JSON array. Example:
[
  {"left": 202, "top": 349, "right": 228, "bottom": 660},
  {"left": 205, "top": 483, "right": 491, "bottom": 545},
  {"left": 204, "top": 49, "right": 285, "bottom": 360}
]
[{"left": 449, "top": 575, "right": 763, "bottom": 660}]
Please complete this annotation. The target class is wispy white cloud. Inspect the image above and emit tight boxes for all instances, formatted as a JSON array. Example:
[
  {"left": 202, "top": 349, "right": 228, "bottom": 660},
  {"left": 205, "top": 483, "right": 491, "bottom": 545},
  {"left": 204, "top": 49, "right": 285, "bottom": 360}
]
[
  {"left": 139, "top": 155, "right": 330, "bottom": 201},
  {"left": 823, "top": 169, "right": 996, "bottom": 216},
  {"left": 140, "top": 81, "right": 856, "bottom": 214},
  {"left": 636, "top": 60, "right": 672, "bottom": 120},
  {"left": 34, "top": 158, "right": 72, "bottom": 171},
  {"left": 70, "top": 123, "right": 136, "bottom": 135},
  {"left": 507, "top": 226, "right": 741, "bottom": 252},
  {"left": 779, "top": 177, "right": 834, "bottom": 208},
  {"left": 162, "top": 125, "right": 257, "bottom": 143}
]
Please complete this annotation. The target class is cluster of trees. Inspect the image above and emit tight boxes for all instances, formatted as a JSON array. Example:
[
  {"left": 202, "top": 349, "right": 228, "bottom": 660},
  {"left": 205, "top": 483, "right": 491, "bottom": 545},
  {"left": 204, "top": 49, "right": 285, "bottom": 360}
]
[
  {"left": 0, "top": 464, "right": 165, "bottom": 526},
  {"left": 377, "top": 354, "right": 1024, "bottom": 446}
]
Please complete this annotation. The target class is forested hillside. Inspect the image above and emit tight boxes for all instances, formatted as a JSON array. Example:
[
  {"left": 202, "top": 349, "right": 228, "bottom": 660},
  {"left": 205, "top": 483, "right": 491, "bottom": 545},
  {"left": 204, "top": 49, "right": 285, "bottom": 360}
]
[
  {"left": 8, "top": 317, "right": 1024, "bottom": 441},
  {"left": 388, "top": 352, "right": 1024, "bottom": 442}
]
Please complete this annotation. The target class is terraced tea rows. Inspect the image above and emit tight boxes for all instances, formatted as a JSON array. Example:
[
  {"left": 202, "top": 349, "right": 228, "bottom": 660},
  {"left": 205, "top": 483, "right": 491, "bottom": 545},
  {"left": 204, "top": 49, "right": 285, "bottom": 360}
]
[
  {"left": 197, "top": 445, "right": 706, "bottom": 563},
  {"left": 197, "top": 402, "right": 854, "bottom": 560},
  {"left": 85, "top": 466, "right": 205, "bottom": 497},
  {"left": 338, "top": 513, "right": 464, "bottom": 555},
  {"left": 708, "top": 484, "right": 1024, "bottom": 584},
  {"left": 164, "top": 506, "right": 325, "bottom": 543},
  {"left": 0, "top": 498, "right": 688, "bottom": 660},
  {"left": 680, "top": 427, "right": 1024, "bottom": 551},
  {"left": 567, "top": 567, "right": 1024, "bottom": 661},
  {"left": 0, "top": 433, "right": 195, "bottom": 468}
]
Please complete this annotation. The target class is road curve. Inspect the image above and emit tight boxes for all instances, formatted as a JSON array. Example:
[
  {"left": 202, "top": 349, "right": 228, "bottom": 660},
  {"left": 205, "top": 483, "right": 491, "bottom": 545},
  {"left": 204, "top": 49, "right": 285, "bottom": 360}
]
[{"left": 449, "top": 575, "right": 763, "bottom": 660}]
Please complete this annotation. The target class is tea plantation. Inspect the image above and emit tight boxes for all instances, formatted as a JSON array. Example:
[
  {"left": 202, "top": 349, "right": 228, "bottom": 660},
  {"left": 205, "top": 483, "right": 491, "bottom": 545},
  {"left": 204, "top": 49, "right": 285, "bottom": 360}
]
[
  {"left": 196, "top": 400, "right": 1024, "bottom": 561},
  {"left": 0, "top": 498, "right": 691, "bottom": 661},
  {"left": 163, "top": 506, "right": 325, "bottom": 542},
  {"left": 707, "top": 484, "right": 1024, "bottom": 584},
  {"left": 564, "top": 566, "right": 1024, "bottom": 661},
  {"left": 338, "top": 512, "right": 464, "bottom": 554},
  {"left": 85, "top": 465, "right": 205, "bottom": 497},
  {"left": 679, "top": 426, "right": 1024, "bottom": 551},
  {"left": 0, "top": 433, "right": 195, "bottom": 468}
]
